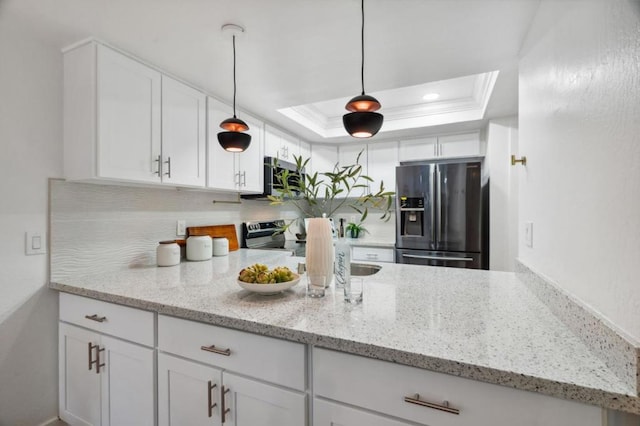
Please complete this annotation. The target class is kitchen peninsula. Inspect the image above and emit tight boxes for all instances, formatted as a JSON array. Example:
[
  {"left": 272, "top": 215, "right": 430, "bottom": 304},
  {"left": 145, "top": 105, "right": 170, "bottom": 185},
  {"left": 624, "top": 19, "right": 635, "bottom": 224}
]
[{"left": 50, "top": 249, "right": 640, "bottom": 425}]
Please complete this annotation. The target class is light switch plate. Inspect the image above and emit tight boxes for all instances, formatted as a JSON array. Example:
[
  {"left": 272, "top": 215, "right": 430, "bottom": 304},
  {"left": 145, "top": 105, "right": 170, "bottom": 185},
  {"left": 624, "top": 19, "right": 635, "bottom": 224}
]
[
  {"left": 524, "top": 222, "right": 533, "bottom": 248},
  {"left": 25, "top": 231, "right": 47, "bottom": 255},
  {"left": 176, "top": 220, "right": 186, "bottom": 236}
]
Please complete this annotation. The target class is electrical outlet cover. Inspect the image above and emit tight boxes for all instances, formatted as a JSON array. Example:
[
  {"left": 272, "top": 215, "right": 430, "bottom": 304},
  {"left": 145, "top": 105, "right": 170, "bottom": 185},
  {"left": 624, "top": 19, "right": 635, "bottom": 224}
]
[{"left": 524, "top": 222, "right": 533, "bottom": 248}]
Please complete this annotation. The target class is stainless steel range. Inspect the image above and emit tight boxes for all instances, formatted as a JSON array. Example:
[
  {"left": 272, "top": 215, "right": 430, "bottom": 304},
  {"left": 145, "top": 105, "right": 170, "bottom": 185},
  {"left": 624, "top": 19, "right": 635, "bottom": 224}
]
[{"left": 241, "top": 220, "right": 305, "bottom": 257}]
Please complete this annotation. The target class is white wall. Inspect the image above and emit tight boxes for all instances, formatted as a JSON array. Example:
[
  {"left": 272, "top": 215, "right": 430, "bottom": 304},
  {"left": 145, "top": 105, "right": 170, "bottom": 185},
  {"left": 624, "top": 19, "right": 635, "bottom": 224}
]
[
  {"left": 0, "top": 17, "right": 63, "bottom": 425},
  {"left": 519, "top": 0, "right": 640, "bottom": 342},
  {"left": 486, "top": 117, "right": 519, "bottom": 272}
]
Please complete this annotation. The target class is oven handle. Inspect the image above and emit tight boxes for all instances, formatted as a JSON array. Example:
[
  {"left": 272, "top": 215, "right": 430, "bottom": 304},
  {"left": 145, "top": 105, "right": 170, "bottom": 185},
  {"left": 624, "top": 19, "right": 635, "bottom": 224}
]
[{"left": 402, "top": 254, "right": 474, "bottom": 262}]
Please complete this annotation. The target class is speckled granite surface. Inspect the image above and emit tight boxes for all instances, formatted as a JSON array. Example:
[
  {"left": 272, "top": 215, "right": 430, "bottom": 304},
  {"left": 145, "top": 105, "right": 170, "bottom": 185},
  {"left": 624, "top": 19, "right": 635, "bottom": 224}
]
[{"left": 50, "top": 249, "right": 640, "bottom": 414}]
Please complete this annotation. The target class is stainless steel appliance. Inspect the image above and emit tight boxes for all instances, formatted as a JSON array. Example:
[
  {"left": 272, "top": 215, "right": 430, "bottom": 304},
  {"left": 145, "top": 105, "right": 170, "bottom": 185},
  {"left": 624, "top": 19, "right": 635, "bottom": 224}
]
[
  {"left": 241, "top": 157, "right": 305, "bottom": 200},
  {"left": 395, "top": 159, "right": 488, "bottom": 269},
  {"left": 242, "top": 220, "right": 305, "bottom": 257}
]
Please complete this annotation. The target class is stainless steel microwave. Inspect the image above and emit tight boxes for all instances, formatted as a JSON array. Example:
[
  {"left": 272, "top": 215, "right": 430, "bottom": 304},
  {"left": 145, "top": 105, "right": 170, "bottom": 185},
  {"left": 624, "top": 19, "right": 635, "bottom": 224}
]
[{"left": 241, "top": 156, "right": 306, "bottom": 200}]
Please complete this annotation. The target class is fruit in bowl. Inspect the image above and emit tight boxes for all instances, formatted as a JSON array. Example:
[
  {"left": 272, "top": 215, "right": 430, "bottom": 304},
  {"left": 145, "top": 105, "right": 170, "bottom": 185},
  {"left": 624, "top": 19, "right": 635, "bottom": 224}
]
[
  {"left": 238, "top": 264, "right": 296, "bottom": 284},
  {"left": 237, "top": 264, "right": 300, "bottom": 295}
]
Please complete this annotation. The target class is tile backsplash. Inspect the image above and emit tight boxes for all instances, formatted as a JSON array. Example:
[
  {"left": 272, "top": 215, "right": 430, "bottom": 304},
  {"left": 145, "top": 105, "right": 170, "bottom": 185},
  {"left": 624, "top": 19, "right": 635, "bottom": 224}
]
[{"left": 49, "top": 180, "right": 395, "bottom": 279}]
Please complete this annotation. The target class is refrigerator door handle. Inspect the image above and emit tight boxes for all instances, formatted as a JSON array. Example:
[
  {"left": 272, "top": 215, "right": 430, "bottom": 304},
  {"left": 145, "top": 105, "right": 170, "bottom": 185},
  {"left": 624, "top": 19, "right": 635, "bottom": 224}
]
[
  {"left": 436, "top": 165, "right": 442, "bottom": 244},
  {"left": 402, "top": 254, "right": 474, "bottom": 262},
  {"left": 429, "top": 168, "right": 436, "bottom": 244}
]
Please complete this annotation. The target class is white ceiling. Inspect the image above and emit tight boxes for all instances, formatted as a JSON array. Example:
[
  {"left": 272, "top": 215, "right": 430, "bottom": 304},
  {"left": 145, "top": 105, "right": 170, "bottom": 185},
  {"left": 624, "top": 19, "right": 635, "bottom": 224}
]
[{"left": 2, "top": 0, "right": 541, "bottom": 143}]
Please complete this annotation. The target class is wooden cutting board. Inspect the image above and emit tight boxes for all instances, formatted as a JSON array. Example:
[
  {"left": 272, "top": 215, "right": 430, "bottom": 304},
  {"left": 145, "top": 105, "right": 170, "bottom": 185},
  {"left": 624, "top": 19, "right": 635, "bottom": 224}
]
[{"left": 185, "top": 224, "right": 239, "bottom": 251}]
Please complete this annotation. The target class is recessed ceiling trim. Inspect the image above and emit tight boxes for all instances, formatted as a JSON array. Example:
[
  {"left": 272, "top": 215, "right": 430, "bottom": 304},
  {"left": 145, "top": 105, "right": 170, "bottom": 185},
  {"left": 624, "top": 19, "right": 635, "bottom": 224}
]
[{"left": 279, "top": 71, "right": 500, "bottom": 139}]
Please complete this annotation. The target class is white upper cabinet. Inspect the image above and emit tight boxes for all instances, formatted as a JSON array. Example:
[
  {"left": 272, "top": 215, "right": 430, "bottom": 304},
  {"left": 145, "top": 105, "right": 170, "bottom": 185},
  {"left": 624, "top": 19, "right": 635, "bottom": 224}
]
[
  {"left": 398, "top": 136, "right": 438, "bottom": 162},
  {"left": 437, "top": 131, "right": 483, "bottom": 158},
  {"left": 309, "top": 144, "right": 338, "bottom": 178},
  {"left": 367, "top": 141, "right": 398, "bottom": 193},
  {"left": 265, "top": 125, "right": 304, "bottom": 164},
  {"left": 161, "top": 75, "right": 206, "bottom": 187},
  {"left": 64, "top": 41, "right": 205, "bottom": 188},
  {"left": 398, "top": 132, "right": 483, "bottom": 162},
  {"left": 207, "top": 97, "right": 264, "bottom": 193}
]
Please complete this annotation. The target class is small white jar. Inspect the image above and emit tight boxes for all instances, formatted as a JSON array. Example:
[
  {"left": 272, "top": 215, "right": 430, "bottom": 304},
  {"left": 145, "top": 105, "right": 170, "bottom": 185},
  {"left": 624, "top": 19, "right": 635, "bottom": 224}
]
[
  {"left": 186, "top": 235, "right": 212, "bottom": 261},
  {"left": 212, "top": 237, "right": 229, "bottom": 256},
  {"left": 156, "top": 241, "right": 180, "bottom": 267}
]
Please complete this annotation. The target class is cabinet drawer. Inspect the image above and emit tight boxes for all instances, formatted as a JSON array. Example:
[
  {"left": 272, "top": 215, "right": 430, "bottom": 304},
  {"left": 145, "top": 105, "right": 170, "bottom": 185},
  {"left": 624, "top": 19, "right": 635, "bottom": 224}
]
[
  {"left": 352, "top": 246, "right": 394, "bottom": 263},
  {"left": 158, "top": 315, "right": 306, "bottom": 391},
  {"left": 313, "top": 348, "right": 601, "bottom": 426},
  {"left": 59, "top": 293, "right": 154, "bottom": 346}
]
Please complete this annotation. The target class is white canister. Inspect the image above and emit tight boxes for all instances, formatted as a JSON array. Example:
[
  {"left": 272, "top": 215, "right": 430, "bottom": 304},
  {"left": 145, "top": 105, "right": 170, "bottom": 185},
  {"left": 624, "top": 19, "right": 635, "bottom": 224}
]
[
  {"left": 157, "top": 240, "right": 180, "bottom": 267},
  {"left": 186, "top": 235, "right": 212, "bottom": 261},
  {"left": 212, "top": 237, "right": 229, "bottom": 256}
]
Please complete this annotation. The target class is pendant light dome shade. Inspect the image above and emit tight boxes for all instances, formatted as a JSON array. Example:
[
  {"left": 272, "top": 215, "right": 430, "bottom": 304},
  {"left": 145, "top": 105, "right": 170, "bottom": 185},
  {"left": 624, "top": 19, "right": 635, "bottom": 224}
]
[
  {"left": 345, "top": 94, "right": 381, "bottom": 112},
  {"left": 219, "top": 116, "right": 249, "bottom": 132},
  {"left": 217, "top": 131, "right": 252, "bottom": 152},
  {"left": 218, "top": 24, "right": 251, "bottom": 152},
  {"left": 343, "top": 0, "right": 383, "bottom": 138},
  {"left": 343, "top": 111, "right": 383, "bottom": 138}
]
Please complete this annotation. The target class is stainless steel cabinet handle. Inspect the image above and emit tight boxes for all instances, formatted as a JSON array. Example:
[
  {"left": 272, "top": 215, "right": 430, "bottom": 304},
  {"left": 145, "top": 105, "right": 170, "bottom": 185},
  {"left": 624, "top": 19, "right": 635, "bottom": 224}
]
[
  {"left": 201, "top": 345, "right": 232, "bottom": 356},
  {"left": 221, "top": 385, "right": 231, "bottom": 423},
  {"left": 365, "top": 253, "right": 378, "bottom": 259},
  {"left": 404, "top": 393, "right": 459, "bottom": 415},
  {"left": 85, "top": 314, "right": 107, "bottom": 323},
  {"left": 154, "top": 155, "right": 161, "bottom": 176},
  {"left": 164, "top": 157, "right": 171, "bottom": 178},
  {"left": 88, "top": 343, "right": 105, "bottom": 374},
  {"left": 402, "top": 254, "right": 474, "bottom": 262},
  {"left": 242, "top": 171, "right": 247, "bottom": 187},
  {"left": 207, "top": 380, "right": 217, "bottom": 418},
  {"left": 235, "top": 172, "right": 240, "bottom": 187}
]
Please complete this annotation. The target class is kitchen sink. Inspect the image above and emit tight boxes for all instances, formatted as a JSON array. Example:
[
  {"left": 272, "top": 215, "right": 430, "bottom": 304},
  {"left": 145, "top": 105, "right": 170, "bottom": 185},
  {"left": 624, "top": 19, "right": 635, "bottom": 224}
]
[{"left": 350, "top": 263, "right": 382, "bottom": 276}]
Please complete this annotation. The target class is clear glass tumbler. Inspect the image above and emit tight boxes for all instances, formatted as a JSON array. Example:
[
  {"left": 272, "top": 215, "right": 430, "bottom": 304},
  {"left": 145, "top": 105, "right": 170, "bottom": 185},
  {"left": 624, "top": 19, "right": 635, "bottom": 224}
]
[{"left": 307, "top": 275, "right": 326, "bottom": 298}]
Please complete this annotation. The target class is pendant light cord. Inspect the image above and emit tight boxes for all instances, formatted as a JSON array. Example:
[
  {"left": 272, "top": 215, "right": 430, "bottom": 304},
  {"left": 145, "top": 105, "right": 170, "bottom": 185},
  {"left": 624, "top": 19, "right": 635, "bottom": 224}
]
[
  {"left": 360, "top": 0, "right": 365, "bottom": 96},
  {"left": 232, "top": 34, "right": 237, "bottom": 118}
]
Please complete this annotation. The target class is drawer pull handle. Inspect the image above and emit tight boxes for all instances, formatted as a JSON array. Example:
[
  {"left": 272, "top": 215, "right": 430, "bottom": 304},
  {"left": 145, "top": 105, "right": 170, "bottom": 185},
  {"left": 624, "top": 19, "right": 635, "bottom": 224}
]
[
  {"left": 201, "top": 345, "right": 232, "bottom": 357},
  {"left": 403, "top": 394, "right": 460, "bottom": 415},
  {"left": 221, "top": 385, "right": 231, "bottom": 423},
  {"left": 85, "top": 314, "right": 107, "bottom": 323},
  {"left": 207, "top": 380, "right": 217, "bottom": 417}
]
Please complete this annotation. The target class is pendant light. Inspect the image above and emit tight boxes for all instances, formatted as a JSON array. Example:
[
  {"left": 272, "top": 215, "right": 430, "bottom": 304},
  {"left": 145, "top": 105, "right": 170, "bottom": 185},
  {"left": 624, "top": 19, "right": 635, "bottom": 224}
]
[
  {"left": 343, "top": 0, "right": 383, "bottom": 138},
  {"left": 218, "top": 24, "right": 251, "bottom": 152}
]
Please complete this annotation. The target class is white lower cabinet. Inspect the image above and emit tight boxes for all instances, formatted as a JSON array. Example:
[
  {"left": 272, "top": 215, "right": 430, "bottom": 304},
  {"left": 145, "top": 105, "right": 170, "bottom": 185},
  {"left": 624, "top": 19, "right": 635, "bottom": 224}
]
[
  {"left": 314, "top": 398, "right": 413, "bottom": 426},
  {"left": 58, "top": 323, "right": 155, "bottom": 426},
  {"left": 313, "top": 348, "right": 602, "bottom": 426},
  {"left": 158, "top": 315, "right": 307, "bottom": 426},
  {"left": 58, "top": 294, "right": 155, "bottom": 426}
]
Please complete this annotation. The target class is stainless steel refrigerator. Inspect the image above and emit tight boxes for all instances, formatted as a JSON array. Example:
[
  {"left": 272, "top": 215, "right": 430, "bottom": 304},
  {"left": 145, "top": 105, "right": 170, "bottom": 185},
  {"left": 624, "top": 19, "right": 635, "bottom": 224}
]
[{"left": 395, "top": 159, "right": 489, "bottom": 269}]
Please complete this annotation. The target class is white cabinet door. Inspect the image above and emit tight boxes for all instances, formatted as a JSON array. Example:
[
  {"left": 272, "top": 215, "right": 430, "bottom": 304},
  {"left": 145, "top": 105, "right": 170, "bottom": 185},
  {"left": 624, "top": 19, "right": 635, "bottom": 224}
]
[
  {"left": 264, "top": 127, "right": 282, "bottom": 159},
  {"left": 237, "top": 112, "right": 264, "bottom": 194},
  {"left": 207, "top": 98, "right": 264, "bottom": 193},
  {"left": 97, "top": 44, "right": 162, "bottom": 183},
  {"left": 207, "top": 98, "right": 239, "bottom": 191},
  {"left": 161, "top": 76, "right": 206, "bottom": 187},
  {"left": 59, "top": 323, "right": 155, "bottom": 426},
  {"left": 101, "top": 335, "right": 155, "bottom": 426},
  {"left": 314, "top": 398, "right": 413, "bottom": 426},
  {"left": 310, "top": 145, "right": 338, "bottom": 177},
  {"left": 59, "top": 323, "right": 102, "bottom": 426},
  {"left": 158, "top": 353, "right": 223, "bottom": 426},
  {"left": 299, "top": 141, "right": 311, "bottom": 164},
  {"left": 222, "top": 372, "right": 306, "bottom": 426},
  {"left": 398, "top": 137, "right": 438, "bottom": 162},
  {"left": 438, "top": 132, "right": 482, "bottom": 158},
  {"left": 367, "top": 141, "right": 398, "bottom": 193}
]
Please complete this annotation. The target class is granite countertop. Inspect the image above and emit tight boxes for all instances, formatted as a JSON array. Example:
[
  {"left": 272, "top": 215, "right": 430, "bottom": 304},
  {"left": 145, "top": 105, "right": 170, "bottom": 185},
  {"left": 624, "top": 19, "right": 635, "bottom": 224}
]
[{"left": 50, "top": 249, "right": 639, "bottom": 413}]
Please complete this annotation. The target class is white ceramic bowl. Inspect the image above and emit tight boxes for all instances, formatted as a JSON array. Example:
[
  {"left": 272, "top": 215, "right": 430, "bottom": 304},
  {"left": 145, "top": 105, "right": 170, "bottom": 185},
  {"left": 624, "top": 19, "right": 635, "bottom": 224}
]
[{"left": 236, "top": 274, "right": 301, "bottom": 295}]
